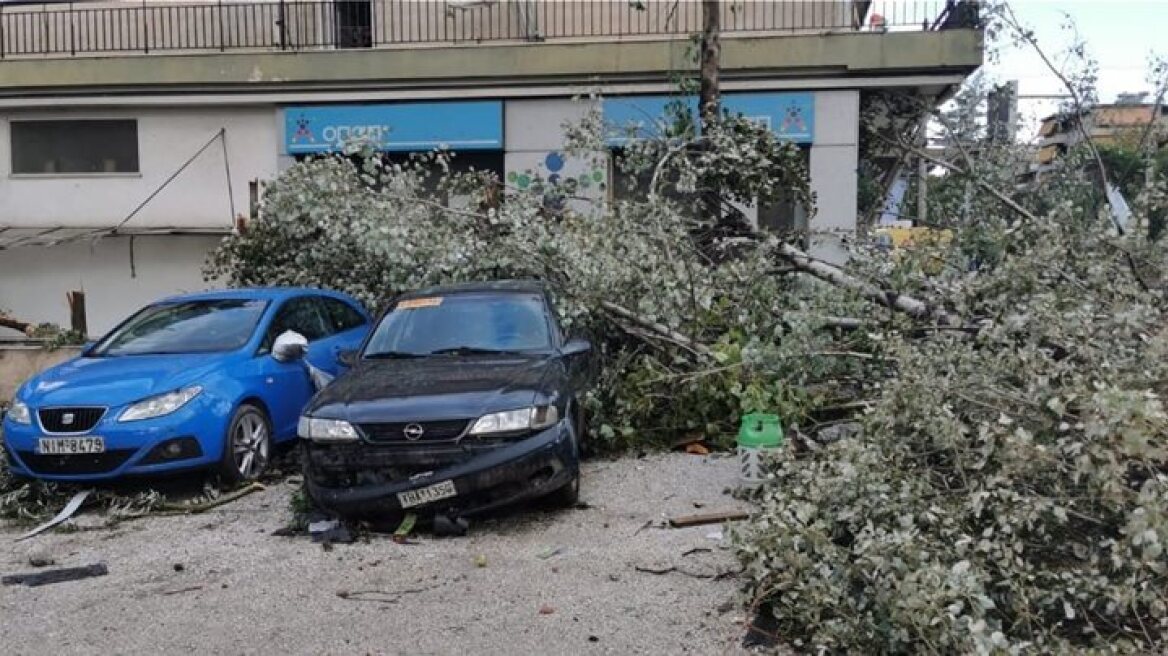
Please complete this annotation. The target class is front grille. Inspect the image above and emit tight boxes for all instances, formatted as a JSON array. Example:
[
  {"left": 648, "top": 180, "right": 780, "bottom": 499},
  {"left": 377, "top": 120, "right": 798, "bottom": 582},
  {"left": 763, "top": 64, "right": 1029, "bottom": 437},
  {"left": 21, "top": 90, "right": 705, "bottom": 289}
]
[
  {"left": 359, "top": 419, "right": 470, "bottom": 443},
  {"left": 38, "top": 407, "right": 106, "bottom": 434},
  {"left": 17, "top": 449, "right": 135, "bottom": 475}
]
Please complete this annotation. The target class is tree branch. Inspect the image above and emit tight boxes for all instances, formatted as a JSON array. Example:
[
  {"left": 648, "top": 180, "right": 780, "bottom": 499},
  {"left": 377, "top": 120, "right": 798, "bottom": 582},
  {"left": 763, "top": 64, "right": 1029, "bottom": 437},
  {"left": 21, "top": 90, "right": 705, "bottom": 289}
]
[
  {"left": 600, "top": 301, "right": 714, "bottom": 358},
  {"left": 0, "top": 315, "right": 32, "bottom": 334},
  {"left": 772, "top": 242, "right": 961, "bottom": 325}
]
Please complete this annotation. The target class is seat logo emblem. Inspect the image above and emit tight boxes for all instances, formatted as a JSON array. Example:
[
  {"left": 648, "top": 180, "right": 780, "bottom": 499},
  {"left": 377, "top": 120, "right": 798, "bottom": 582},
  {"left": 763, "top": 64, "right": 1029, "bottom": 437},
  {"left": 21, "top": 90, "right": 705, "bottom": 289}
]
[
  {"left": 403, "top": 424, "right": 425, "bottom": 441},
  {"left": 62, "top": 413, "right": 75, "bottom": 425}
]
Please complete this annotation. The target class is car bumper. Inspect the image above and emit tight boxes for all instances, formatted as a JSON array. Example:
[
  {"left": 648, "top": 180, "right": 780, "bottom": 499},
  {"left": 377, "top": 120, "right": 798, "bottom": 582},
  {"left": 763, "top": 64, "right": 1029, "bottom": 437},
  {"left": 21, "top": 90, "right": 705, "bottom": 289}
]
[
  {"left": 304, "top": 421, "right": 578, "bottom": 518},
  {"left": 1, "top": 403, "right": 226, "bottom": 482}
]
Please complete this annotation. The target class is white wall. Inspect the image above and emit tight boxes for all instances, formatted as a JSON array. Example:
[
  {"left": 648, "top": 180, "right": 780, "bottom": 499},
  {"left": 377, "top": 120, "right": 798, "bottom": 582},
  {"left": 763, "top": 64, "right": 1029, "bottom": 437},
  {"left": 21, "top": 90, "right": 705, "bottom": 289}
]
[
  {"left": 808, "top": 89, "right": 860, "bottom": 264},
  {"left": 0, "top": 106, "right": 278, "bottom": 230},
  {"left": 0, "top": 235, "right": 222, "bottom": 336},
  {"left": 504, "top": 98, "right": 609, "bottom": 215}
]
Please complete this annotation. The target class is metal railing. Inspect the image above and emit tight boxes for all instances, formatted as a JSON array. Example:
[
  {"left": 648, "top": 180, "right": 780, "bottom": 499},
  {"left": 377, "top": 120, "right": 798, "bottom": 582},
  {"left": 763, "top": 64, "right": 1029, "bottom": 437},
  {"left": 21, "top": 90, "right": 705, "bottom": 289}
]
[{"left": 0, "top": 0, "right": 975, "bottom": 58}]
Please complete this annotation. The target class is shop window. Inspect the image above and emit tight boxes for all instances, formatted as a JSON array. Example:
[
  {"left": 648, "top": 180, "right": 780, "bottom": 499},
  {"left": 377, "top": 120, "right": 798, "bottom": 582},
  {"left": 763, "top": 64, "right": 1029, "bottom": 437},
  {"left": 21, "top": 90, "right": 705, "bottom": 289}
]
[{"left": 11, "top": 120, "right": 139, "bottom": 175}]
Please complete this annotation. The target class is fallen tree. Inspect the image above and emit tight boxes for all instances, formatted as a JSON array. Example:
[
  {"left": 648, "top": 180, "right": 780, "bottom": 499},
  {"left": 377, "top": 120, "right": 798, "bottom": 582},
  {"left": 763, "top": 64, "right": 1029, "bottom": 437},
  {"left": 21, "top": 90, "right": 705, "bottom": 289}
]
[{"left": 203, "top": 54, "right": 1167, "bottom": 651}]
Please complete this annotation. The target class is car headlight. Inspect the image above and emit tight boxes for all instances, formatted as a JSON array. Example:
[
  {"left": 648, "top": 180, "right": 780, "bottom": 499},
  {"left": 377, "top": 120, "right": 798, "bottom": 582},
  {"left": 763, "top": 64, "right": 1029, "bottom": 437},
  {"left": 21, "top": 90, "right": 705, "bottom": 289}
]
[
  {"left": 119, "top": 386, "right": 202, "bottom": 422},
  {"left": 469, "top": 405, "right": 559, "bottom": 436},
  {"left": 6, "top": 400, "right": 31, "bottom": 425},
  {"left": 298, "top": 416, "right": 358, "bottom": 443}
]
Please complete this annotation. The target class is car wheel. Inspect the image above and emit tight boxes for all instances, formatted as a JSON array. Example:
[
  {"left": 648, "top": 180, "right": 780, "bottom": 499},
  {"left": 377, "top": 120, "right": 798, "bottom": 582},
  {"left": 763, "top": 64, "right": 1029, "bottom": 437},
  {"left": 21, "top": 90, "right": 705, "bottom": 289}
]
[
  {"left": 218, "top": 403, "right": 272, "bottom": 484},
  {"left": 547, "top": 409, "right": 582, "bottom": 508}
]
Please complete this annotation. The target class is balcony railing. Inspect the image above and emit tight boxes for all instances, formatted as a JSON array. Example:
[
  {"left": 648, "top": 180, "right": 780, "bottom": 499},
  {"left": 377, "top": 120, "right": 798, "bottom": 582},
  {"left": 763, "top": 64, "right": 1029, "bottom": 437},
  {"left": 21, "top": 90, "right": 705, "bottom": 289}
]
[{"left": 0, "top": 0, "right": 977, "bottom": 58}]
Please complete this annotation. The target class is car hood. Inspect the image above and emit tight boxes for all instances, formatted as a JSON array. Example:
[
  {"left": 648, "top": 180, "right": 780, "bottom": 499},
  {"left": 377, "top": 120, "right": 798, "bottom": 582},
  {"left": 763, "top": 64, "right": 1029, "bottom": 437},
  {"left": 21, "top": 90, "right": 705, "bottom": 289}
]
[
  {"left": 21, "top": 354, "right": 228, "bottom": 408},
  {"left": 308, "top": 355, "right": 557, "bottom": 423}
]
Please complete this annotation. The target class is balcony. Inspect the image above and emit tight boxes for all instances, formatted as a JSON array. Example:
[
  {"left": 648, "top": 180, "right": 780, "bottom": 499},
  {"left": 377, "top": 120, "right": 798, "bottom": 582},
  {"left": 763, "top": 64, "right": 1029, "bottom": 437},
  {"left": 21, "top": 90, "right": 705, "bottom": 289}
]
[{"left": 0, "top": 0, "right": 977, "bottom": 58}]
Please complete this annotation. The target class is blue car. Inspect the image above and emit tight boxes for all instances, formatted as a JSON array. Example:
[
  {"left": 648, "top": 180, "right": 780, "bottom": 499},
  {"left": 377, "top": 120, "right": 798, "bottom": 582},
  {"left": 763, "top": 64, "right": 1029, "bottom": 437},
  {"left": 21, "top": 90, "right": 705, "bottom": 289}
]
[{"left": 1, "top": 288, "right": 370, "bottom": 483}]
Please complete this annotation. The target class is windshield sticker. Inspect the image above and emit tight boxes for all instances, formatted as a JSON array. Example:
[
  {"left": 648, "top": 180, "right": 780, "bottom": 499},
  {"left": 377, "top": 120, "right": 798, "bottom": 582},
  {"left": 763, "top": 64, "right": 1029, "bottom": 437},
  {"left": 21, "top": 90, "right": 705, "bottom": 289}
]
[{"left": 397, "top": 297, "right": 444, "bottom": 310}]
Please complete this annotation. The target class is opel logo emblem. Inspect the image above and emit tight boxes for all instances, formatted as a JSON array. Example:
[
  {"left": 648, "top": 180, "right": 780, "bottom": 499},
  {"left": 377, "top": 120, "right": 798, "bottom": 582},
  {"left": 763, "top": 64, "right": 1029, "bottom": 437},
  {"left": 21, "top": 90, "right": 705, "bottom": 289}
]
[{"left": 403, "top": 423, "right": 425, "bottom": 441}]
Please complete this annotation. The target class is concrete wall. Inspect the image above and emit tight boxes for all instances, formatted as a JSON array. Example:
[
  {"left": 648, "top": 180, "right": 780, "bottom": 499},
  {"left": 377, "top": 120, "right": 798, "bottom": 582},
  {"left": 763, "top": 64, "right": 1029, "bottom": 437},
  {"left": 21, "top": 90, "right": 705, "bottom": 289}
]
[
  {"left": 808, "top": 89, "right": 860, "bottom": 263},
  {"left": 0, "top": 234, "right": 221, "bottom": 336},
  {"left": 0, "top": 106, "right": 278, "bottom": 230},
  {"left": 0, "top": 346, "right": 81, "bottom": 404},
  {"left": 0, "top": 30, "right": 984, "bottom": 96}
]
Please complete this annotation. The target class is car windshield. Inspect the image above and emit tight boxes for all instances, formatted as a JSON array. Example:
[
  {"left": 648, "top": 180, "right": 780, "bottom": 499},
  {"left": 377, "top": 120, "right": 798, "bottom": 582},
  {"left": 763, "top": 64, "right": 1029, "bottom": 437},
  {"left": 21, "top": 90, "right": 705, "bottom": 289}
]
[
  {"left": 91, "top": 299, "right": 269, "bottom": 356},
  {"left": 363, "top": 293, "right": 551, "bottom": 357}
]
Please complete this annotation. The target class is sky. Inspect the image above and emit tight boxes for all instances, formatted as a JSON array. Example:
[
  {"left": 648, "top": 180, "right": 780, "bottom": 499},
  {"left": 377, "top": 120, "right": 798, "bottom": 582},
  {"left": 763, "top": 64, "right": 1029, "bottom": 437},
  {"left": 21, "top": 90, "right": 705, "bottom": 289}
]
[{"left": 986, "top": 0, "right": 1168, "bottom": 139}]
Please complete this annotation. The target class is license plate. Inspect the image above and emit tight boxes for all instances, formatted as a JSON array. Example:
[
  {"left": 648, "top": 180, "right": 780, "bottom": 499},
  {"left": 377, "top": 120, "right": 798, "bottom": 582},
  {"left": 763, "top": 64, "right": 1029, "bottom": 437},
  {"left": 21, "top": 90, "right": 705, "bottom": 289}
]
[
  {"left": 36, "top": 437, "right": 106, "bottom": 455},
  {"left": 397, "top": 480, "right": 457, "bottom": 509}
]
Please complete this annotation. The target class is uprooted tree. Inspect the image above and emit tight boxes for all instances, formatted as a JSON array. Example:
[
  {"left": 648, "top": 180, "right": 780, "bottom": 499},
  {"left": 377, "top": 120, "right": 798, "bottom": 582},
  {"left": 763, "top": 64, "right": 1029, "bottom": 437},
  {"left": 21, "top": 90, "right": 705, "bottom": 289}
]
[{"left": 200, "top": 4, "right": 1164, "bottom": 651}]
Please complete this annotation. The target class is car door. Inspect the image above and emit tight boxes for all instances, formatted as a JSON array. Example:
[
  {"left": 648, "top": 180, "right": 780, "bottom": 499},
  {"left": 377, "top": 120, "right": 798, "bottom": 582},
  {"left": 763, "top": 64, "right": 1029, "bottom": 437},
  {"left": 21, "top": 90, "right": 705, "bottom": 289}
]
[
  {"left": 257, "top": 296, "right": 335, "bottom": 440},
  {"left": 315, "top": 295, "right": 371, "bottom": 375}
]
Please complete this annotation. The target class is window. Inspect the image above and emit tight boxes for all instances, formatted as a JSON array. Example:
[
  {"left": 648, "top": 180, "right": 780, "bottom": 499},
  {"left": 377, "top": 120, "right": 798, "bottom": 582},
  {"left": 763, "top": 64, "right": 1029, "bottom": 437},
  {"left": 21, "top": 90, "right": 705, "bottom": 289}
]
[
  {"left": 364, "top": 293, "right": 552, "bottom": 357},
  {"left": 320, "top": 297, "right": 367, "bottom": 333},
  {"left": 265, "top": 297, "right": 333, "bottom": 349},
  {"left": 334, "top": 0, "right": 372, "bottom": 48},
  {"left": 92, "top": 300, "right": 268, "bottom": 357},
  {"left": 10, "top": 120, "right": 139, "bottom": 175}
]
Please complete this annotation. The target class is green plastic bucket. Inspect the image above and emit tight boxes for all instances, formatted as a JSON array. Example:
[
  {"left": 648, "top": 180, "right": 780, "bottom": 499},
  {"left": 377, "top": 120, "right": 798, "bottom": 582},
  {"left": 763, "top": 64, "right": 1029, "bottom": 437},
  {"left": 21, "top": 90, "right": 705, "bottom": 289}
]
[{"left": 737, "top": 413, "right": 783, "bottom": 487}]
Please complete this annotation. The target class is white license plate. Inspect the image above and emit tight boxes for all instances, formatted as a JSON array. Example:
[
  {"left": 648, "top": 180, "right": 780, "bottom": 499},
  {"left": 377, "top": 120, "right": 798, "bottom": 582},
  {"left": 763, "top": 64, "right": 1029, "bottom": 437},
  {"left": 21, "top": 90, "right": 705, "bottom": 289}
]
[
  {"left": 36, "top": 437, "right": 106, "bottom": 455},
  {"left": 397, "top": 480, "right": 457, "bottom": 509}
]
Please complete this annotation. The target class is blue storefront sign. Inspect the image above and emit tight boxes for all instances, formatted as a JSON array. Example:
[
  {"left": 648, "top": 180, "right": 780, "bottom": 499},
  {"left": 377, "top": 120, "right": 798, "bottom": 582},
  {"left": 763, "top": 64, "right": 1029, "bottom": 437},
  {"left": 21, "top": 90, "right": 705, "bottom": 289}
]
[
  {"left": 284, "top": 101, "right": 503, "bottom": 154},
  {"left": 603, "top": 92, "right": 815, "bottom": 145}
]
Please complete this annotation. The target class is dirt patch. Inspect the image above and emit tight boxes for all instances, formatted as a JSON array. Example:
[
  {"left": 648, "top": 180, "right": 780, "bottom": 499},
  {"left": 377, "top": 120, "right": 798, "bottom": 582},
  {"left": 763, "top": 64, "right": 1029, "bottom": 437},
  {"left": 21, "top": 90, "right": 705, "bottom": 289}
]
[{"left": 0, "top": 453, "right": 753, "bottom": 655}]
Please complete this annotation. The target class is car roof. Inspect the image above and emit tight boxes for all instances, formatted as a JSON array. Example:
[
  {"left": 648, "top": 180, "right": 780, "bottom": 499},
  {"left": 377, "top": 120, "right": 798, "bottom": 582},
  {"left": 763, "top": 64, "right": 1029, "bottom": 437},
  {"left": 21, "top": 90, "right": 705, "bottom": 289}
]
[
  {"left": 155, "top": 287, "right": 354, "bottom": 304},
  {"left": 398, "top": 279, "right": 549, "bottom": 299}
]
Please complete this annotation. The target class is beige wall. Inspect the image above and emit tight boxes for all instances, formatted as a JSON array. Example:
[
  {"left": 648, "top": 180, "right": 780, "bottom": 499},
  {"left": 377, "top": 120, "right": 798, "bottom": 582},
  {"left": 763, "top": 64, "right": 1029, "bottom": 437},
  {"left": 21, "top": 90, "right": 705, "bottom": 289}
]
[
  {"left": 0, "top": 346, "right": 80, "bottom": 403},
  {"left": 0, "top": 106, "right": 277, "bottom": 230}
]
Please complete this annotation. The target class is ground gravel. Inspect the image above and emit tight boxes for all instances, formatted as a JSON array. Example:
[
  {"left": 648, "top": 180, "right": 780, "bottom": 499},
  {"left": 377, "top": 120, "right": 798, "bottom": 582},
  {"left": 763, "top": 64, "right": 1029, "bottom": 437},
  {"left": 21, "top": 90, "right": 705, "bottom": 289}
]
[{"left": 0, "top": 453, "right": 755, "bottom": 655}]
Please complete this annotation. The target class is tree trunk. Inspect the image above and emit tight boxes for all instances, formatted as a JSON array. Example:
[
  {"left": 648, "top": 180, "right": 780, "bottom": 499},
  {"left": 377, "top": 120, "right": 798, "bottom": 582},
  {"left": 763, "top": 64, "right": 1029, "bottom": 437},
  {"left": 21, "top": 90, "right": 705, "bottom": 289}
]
[{"left": 699, "top": 0, "right": 721, "bottom": 129}]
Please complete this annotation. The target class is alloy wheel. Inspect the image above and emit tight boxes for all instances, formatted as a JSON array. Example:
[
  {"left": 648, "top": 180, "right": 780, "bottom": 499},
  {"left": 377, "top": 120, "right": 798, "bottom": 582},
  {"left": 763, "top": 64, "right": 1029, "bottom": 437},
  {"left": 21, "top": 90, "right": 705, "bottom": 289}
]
[{"left": 232, "top": 412, "right": 270, "bottom": 479}]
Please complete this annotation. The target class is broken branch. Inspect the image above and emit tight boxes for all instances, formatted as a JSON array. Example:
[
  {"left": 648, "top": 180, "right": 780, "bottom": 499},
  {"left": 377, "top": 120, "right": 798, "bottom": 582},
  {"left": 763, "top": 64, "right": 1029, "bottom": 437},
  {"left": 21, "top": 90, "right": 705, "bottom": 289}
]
[
  {"left": 773, "top": 242, "right": 961, "bottom": 325},
  {"left": 600, "top": 301, "right": 715, "bottom": 358},
  {"left": 667, "top": 510, "right": 750, "bottom": 528}
]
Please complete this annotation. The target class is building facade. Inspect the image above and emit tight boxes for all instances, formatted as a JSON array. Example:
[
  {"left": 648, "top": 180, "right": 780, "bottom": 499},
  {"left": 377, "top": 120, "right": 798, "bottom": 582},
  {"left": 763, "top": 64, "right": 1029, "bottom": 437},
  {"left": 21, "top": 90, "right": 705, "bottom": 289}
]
[{"left": 0, "top": 0, "right": 983, "bottom": 335}]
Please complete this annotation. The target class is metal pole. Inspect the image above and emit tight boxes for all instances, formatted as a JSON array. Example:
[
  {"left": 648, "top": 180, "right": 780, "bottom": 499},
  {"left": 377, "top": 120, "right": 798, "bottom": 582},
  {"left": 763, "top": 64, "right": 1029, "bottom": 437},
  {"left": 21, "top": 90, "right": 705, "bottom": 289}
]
[{"left": 278, "top": 0, "right": 286, "bottom": 49}]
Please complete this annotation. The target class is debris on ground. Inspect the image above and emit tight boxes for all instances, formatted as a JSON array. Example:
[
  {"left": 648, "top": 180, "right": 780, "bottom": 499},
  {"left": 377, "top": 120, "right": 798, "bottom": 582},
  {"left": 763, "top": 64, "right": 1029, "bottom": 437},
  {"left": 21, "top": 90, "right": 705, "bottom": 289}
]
[
  {"left": 162, "top": 586, "right": 202, "bottom": 596},
  {"left": 684, "top": 443, "right": 710, "bottom": 455},
  {"left": 172, "top": 563, "right": 185, "bottom": 572},
  {"left": 473, "top": 554, "right": 488, "bottom": 568},
  {"left": 309, "top": 518, "right": 354, "bottom": 546},
  {"left": 15, "top": 490, "right": 91, "bottom": 542},
  {"left": 536, "top": 546, "right": 564, "bottom": 560},
  {"left": 432, "top": 514, "right": 469, "bottom": 537},
  {"left": 392, "top": 513, "right": 417, "bottom": 544},
  {"left": 27, "top": 551, "right": 55, "bottom": 568},
  {"left": 3, "top": 563, "right": 109, "bottom": 587},
  {"left": 539, "top": 604, "right": 556, "bottom": 615},
  {"left": 666, "top": 510, "right": 749, "bottom": 528}
]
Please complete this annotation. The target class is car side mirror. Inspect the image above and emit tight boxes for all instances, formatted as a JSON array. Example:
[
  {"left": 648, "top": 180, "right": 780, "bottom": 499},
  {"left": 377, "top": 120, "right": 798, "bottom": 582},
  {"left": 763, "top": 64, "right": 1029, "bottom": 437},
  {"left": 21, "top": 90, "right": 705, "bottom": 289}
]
[
  {"left": 337, "top": 349, "right": 358, "bottom": 368},
  {"left": 272, "top": 330, "right": 308, "bottom": 363},
  {"left": 560, "top": 338, "right": 592, "bottom": 357}
]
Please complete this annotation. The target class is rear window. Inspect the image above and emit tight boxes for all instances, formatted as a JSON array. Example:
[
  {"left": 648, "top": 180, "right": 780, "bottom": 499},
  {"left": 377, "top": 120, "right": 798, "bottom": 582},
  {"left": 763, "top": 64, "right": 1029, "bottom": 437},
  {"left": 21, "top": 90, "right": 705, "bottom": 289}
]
[
  {"left": 364, "top": 293, "right": 551, "bottom": 356},
  {"left": 320, "top": 297, "right": 367, "bottom": 332},
  {"left": 92, "top": 299, "right": 268, "bottom": 356}
]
